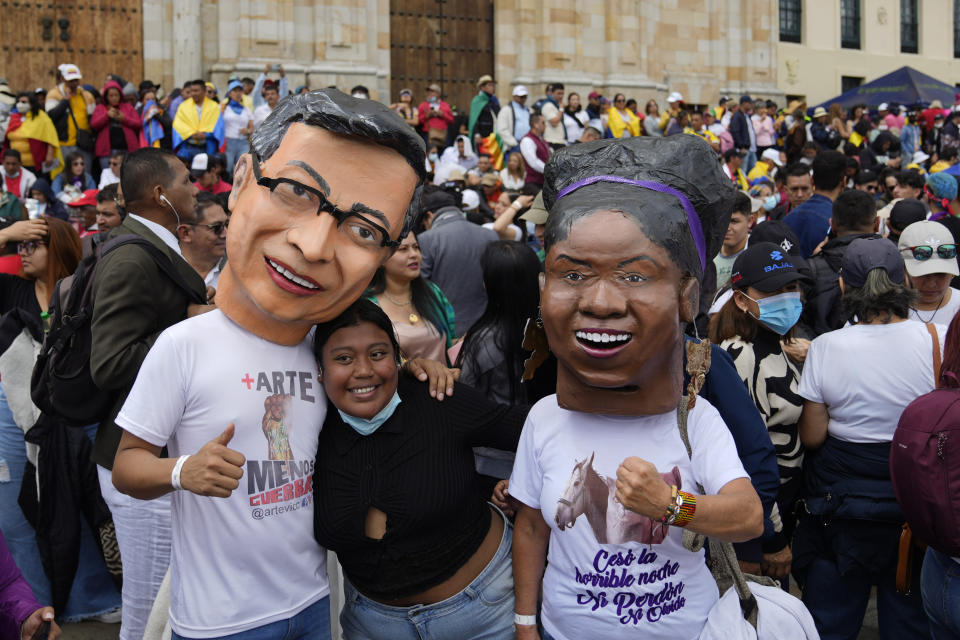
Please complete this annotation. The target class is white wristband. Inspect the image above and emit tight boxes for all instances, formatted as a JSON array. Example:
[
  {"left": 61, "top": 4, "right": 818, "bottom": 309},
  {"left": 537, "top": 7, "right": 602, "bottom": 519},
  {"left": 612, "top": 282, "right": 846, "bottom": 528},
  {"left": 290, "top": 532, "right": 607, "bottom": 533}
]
[
  {"left": 171, "top": 455, "right": 190, "bottom": 490},
  {"left": 514, "top": 613, "right": 537, "bottom": 626}
]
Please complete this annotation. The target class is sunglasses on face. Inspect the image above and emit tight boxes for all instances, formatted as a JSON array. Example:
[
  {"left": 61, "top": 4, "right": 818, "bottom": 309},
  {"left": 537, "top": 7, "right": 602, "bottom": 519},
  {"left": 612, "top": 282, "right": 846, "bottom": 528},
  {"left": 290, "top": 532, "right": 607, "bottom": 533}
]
[
  {"left": 901, "top": 244, "right": 958, "bottom": 261},
  {"left": 196, "top": 220, "right": 228, "bottom": 235},
  {"left": 17, "top": 240, "right": 44, "bottom": 256}
]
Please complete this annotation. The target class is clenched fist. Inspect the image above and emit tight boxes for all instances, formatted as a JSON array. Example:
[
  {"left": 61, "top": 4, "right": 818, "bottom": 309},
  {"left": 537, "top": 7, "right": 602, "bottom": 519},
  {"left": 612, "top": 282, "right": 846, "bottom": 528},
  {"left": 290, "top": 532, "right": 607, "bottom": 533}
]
[
  {"left": 180, "top": 424, "right": 245, "bottom": 498},
  {"left": 615, "top": 457, "right": 673, "bottom": 520}
]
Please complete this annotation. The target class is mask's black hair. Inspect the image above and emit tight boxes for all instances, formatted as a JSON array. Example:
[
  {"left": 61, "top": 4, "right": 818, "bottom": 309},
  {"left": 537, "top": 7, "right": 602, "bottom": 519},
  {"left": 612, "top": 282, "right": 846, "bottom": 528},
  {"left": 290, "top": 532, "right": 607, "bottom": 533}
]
[
  {"left": 541, "top": 135, "right": 738, "bottom": 281},
  {"left": 250, "top": 89, "right": 427, "bottom": 236}
]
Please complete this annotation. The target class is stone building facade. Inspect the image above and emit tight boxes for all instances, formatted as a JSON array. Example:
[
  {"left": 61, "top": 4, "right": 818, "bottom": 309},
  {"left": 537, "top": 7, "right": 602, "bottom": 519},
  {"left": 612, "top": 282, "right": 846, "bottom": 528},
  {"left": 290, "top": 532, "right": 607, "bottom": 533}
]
[{"left": 140, "top": 0, "right": 784, "bottom": 111}]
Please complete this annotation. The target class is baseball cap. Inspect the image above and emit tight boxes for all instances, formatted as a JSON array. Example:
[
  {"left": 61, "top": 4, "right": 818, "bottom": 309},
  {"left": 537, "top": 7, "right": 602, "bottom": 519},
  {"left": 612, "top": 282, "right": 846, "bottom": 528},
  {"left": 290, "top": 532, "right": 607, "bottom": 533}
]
[
  {"left": 139, "top": 80, "right": 160, "bottom": 94},
  {"left": 519, "top": 192, "right": 548, "bottom": 224},
  {"left": 730, "top": 242, "right": 804, "bottom": 292},
  {"left": 889, "top": 199, "right": 929, "bottom": 232},
  {"left": 421, "top": 189, "right": 458, "bottom": 212},
  {"left": 227, "top": 79, "right": 243, "bottom": 92},
  {"left": 445, "top": 167, "right": 465, "bottom": 182},
  {"left": 588, "top": 91, "right": 602, "bottom": 100},
  {"left": 476, "top": 75, "right": 494, "bottom": 88},
  {"left": 461, "top": 189, "right": 480, "bottom": 211},
  {"left": 399, "top": 88, "right": 412, "bottom": 97},
  {"left": 191, "top": 153, "right": 210, "bottom": 173},
  {"left": 842, "top": 236, "right": 906, "bottom": 286},
  {"left": 512, "top": 85, "right": 529, "bottom": 97},
  {"left": 739, "top": 94, "right": 753, "bottom": 104},
  {"left": 67, "top": 189, "right": 99, "bottom": 208},
  {"left": 761, "top": 148, "right": 782, "bottom": 166},
  {"left": 58, "top": 63, "right": 82, "bottom": 81},
  {"left": 427, "top": 83, "right": 442, "bottom": 93},
  {"left": 898, "top": 220, "right": 960, "bottom": 278},
  {"left": 750, "top": 220, "right": 804, "bottom": 259},
  {"left": 878, "top": 103, "right": 889, "bottom": 111},
  {"left": 480, "top": 173, "right": 499, "bottom": 187},
  {"left": 667, "top": 91, "right": 683, "bottom": 103}
]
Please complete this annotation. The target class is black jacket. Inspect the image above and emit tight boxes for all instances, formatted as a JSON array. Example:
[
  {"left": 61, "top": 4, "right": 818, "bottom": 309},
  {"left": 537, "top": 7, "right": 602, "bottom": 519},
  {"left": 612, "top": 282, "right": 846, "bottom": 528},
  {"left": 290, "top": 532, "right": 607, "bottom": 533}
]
[
  {"left": 728, "top": 110, "right": 753, "bottom": 150},
  {"left": 801, "top": 232, "right": 879, "bottom": 336}
]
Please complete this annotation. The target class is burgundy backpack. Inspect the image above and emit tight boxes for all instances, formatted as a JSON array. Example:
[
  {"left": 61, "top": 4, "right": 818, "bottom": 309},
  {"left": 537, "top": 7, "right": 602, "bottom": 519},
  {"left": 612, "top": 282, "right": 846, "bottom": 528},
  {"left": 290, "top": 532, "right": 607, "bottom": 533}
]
[{"left": 890, "top": 387, "right": 960, "bottom": 557}]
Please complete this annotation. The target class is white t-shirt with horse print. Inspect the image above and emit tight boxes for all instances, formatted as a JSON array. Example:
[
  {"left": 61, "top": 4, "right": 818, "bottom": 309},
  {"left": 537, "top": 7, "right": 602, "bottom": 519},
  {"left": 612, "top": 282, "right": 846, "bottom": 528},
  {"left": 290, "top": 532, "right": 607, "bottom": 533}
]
[{"left": 509, "top": 395, "right": 748, "bottom": 640}]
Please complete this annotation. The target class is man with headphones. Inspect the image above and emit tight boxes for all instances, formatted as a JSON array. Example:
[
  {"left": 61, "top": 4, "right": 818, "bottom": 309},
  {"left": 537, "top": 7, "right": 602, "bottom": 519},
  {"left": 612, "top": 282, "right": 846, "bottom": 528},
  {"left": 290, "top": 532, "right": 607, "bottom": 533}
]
[{"left": 88, "top": 146, "right": 211, "bottom": 640}]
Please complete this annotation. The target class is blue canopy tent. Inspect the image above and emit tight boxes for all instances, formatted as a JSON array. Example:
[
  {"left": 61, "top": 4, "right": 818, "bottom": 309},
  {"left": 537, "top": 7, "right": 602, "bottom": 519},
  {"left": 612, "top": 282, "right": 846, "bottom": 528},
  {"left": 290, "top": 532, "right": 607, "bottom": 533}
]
[{"left": 810, "top": 66, "right": 959, "bottom": 114}]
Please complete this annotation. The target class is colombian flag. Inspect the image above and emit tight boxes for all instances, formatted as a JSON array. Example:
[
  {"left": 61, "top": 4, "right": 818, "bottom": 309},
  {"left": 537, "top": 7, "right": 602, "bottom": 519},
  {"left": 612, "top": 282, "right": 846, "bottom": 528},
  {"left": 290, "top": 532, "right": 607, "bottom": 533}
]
[{"left": 478, "top": 132, "right": 505, "bottom": 170}]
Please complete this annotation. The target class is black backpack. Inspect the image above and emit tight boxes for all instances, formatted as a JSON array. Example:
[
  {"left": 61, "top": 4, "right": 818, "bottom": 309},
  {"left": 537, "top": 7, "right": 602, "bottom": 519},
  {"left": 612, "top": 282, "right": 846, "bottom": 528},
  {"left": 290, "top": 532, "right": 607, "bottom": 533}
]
[
  {"left": 531, "top": 98, "right": 547, "bottom": 115},
  {"left": 31, "top": 235, "right": 204, "bottom": 426}
]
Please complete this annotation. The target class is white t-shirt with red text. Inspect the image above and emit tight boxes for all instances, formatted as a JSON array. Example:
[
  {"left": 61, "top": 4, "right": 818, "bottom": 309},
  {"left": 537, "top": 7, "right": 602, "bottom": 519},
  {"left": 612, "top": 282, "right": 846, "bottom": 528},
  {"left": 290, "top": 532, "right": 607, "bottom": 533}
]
[
  {"left": 116, "top": 310, "right": 328, "bottom": 638},
  {"left": 509, "top": 395, "right": 747, "bottom": 639}
]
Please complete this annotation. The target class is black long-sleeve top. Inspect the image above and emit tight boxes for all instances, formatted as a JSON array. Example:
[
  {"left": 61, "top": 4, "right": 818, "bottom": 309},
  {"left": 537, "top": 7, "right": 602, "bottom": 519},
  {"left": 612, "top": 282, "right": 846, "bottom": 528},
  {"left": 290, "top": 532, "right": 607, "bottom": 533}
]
[{"left": 313, "top": 375, "right": 528, "bottom": 600}]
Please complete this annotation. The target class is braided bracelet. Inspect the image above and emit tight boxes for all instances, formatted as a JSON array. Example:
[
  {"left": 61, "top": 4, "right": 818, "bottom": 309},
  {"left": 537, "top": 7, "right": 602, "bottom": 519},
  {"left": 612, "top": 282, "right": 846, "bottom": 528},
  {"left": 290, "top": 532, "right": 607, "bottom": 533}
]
[{"left": 673, "top": 491, "right": 697, "bottom": 527}]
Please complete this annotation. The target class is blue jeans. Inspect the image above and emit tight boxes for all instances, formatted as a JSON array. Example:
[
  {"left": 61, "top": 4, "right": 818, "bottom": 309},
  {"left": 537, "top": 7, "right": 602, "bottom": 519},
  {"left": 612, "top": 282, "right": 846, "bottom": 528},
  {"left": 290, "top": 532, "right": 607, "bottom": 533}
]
[
  {"left": 0, "top": 385, "right": 120, "bottom": 621},
  {"left": 802, "top": 554, "right": 931, "bottom": 640},
  {"left": 742, "top": 149, "right": 758, "bottom": 175},
  {"left": 340, "top": 511, "right": 514, "bottom": 640},
  {"left": 172, "top": 596, "right": 331, "bottom": 640},
  {"left": 225, "top": 137, "right": 249, "bottom": 180},
  {"left": 922, "top": 548, "right": 960, "bottom": 639}
]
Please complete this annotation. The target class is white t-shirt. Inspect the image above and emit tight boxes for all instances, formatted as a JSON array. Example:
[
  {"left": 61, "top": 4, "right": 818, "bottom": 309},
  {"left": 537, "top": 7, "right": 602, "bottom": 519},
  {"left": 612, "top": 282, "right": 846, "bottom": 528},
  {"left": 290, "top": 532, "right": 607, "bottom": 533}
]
[
  {"left": 509, "top": 396, "right": 748, "bottom": 640},
  {"left": 907, "top": 287, "right": 960, "bottom": 325},
  {"left": 541, "top": 101, "right": 566, "bottom": 145},
  {"left": 482, "top": 221, "right": 523, "bottom": 241},
  {"left": 116, "top": 310, "right": 329, "bottom": 638},
  {"left": 798, "top": 320, "right": 944, "bottom": 443},
  {"left": 253, "top": 103, "right": 272, "bottom": 129},
  {"left": 223, "top": 104, "right": 254, "bottom": 140}
]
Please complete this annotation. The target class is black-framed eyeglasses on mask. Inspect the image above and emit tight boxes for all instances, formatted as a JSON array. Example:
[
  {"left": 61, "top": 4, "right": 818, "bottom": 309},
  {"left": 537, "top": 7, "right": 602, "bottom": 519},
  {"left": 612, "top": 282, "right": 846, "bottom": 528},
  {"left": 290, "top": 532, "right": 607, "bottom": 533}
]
[
  {"left": 250, "top": 150, "right": 399, "bottom": 250},
  {"left": 900, "top": 244, "right": 958, "bottom": 261}
]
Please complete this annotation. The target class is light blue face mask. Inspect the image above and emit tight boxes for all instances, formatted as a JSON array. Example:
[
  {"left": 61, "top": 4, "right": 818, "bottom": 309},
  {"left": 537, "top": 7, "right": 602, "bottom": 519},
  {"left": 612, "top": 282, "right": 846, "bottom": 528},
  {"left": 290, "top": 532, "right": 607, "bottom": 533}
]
[
  {"left": 744, "top": 290, "right": 803, "bottom": 336},
  {"left": 763, "top": 195, "right": 778, "bottom": 211},
  {"left": 338, "top": 391, "right": 402, "bottom": 436}
]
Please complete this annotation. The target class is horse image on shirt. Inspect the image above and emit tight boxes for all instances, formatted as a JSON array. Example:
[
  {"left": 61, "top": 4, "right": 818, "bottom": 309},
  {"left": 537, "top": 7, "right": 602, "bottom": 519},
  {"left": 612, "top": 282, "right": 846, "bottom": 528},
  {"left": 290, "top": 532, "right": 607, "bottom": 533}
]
[
  {"left": 261, "top": 393, "right": 293, "bottom": 461},
  {"left": 555, "top": 452, "right": 682, "bottom": 545}
]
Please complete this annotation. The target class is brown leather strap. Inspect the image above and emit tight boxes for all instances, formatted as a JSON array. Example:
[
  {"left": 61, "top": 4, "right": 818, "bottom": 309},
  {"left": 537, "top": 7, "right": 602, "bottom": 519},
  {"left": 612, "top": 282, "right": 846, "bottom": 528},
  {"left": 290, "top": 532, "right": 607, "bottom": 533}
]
[
  {"left": 896, "top": 524, "right": 914, "bottom": 595},
  {"left": 927, "top": 323, "right": 942, "bottom": 384}
]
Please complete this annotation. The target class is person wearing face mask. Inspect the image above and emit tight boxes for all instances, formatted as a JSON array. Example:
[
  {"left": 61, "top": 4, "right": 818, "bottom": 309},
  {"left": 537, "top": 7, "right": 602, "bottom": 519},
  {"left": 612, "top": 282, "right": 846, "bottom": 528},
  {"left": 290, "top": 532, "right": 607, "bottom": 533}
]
[
  {"left": 708, "top": 242, "right": 807, "bottom": 587},
  {"left": 311, "top": 299, "right": 528, "bottom": 640},
  {"left": 2, "top": 93, "right": 62, "bottom": 177}
]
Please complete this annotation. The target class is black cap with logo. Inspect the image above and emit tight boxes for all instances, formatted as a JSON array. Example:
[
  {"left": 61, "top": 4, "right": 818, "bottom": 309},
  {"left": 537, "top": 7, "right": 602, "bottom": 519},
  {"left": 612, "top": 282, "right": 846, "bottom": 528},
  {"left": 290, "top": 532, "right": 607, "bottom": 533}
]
[{"left": 730, "top": 242, "right": 805, "bottom": 292}]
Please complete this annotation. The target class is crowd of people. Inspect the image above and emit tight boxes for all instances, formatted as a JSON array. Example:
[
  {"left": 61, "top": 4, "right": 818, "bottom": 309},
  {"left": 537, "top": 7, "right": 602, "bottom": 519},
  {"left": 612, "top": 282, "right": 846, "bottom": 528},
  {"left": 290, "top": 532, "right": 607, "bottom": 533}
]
[{"left": 0, "top": 59, "right": 957, "bottom": 640}]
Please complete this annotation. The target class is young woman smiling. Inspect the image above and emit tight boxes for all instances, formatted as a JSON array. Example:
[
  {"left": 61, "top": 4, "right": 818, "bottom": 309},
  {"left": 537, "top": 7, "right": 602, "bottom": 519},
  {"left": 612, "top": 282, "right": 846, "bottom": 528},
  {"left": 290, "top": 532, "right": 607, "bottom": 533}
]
[
  {"left": 312, "top": 299, "right": 528, "bottom": 640},
  {"left": 366, "top": 232, "right": 456, "bottom": 363}
]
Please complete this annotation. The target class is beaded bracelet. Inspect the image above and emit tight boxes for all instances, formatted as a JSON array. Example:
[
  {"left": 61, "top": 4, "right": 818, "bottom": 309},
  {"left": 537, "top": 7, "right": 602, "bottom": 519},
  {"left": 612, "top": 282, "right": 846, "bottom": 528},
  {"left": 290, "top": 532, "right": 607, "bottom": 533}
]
[
  {"left": 673, "top": 491, "right": 697, "bottom": 527},
  {"left": 660, "top": 484, "right": 680, "bottom": 525}
]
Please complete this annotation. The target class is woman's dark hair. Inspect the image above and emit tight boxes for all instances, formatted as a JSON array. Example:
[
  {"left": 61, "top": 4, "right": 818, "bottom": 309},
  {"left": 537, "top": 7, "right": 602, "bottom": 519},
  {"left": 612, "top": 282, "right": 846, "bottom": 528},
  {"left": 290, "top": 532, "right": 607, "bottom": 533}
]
[
  {"left": 366, "top": 234, "right": 447, "bottom": 340},
  {"left": 15, "top": 91, "right": 40, "bottom": 117},
  {"left": 564, "top": 93, "right": 581, "bottom": 115},
  {"left": 64, "top": 151, "right": 86, "bottom": 177},
  {"left": 313, "top": 298, "right": 402, "bottom": 367},
  {"left": 625, "top": 99, "right": 638, "bottom": 113},
  {"left": 42, "top": 217, "right": 81, "bottom": 286},
  {"left": 455, "top": 241, "right": 541, "bottom": 403},
  {"left": 841, "top": 267, "right": 916, "bottom": 323}
]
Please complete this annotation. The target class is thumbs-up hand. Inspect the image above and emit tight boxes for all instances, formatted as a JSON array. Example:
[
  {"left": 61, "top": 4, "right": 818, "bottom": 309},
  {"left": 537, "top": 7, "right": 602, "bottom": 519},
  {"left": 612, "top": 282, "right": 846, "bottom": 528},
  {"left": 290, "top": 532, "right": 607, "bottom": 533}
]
[{"left": 180, "top": 423, "right": 246, "bottom": 498}]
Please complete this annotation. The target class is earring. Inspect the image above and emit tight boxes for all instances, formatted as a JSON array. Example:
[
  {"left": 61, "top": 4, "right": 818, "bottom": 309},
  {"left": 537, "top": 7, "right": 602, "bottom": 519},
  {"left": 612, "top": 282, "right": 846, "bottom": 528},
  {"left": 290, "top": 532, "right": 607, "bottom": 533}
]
[{"left": 522, "top": 307, "right": 549, "bottom": 381}]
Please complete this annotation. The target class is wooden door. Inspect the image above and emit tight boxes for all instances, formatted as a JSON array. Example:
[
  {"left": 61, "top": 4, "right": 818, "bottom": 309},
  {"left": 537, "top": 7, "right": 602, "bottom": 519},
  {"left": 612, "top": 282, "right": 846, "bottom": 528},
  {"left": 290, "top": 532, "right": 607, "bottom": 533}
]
[
  {"left": 0, "top": 1, "right": 143, "bottom": 95},
  {"left": 390, "top": 0, "right": 494, "bottom": 116}
]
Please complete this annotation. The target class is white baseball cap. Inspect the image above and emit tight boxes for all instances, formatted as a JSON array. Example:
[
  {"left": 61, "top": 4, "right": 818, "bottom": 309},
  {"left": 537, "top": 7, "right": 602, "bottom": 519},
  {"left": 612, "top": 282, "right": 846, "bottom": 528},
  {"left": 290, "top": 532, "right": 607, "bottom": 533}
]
[
  {"left": 878, "top": 102, "right": 889, "bottom": 111},
  {"left": 58, "top": 64, "right": 82, "bottom": 81},
  {"left": 512, "top": 85, "right": 528, "bottom": 97},
  {"left": 667, "top": 91, "right": 683, "bottom": 103},
  {"left": 190, "top": 153, "right": 209, "bottom": 172},
  {"left": 761, "top": 148, "right": 782, "bottom": 166},
  {"left": 898, "top": 220, "right": 960, "bottom": 278},
  {"left": 461, "top": 189, "right": 480, "bottom": 212}
]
